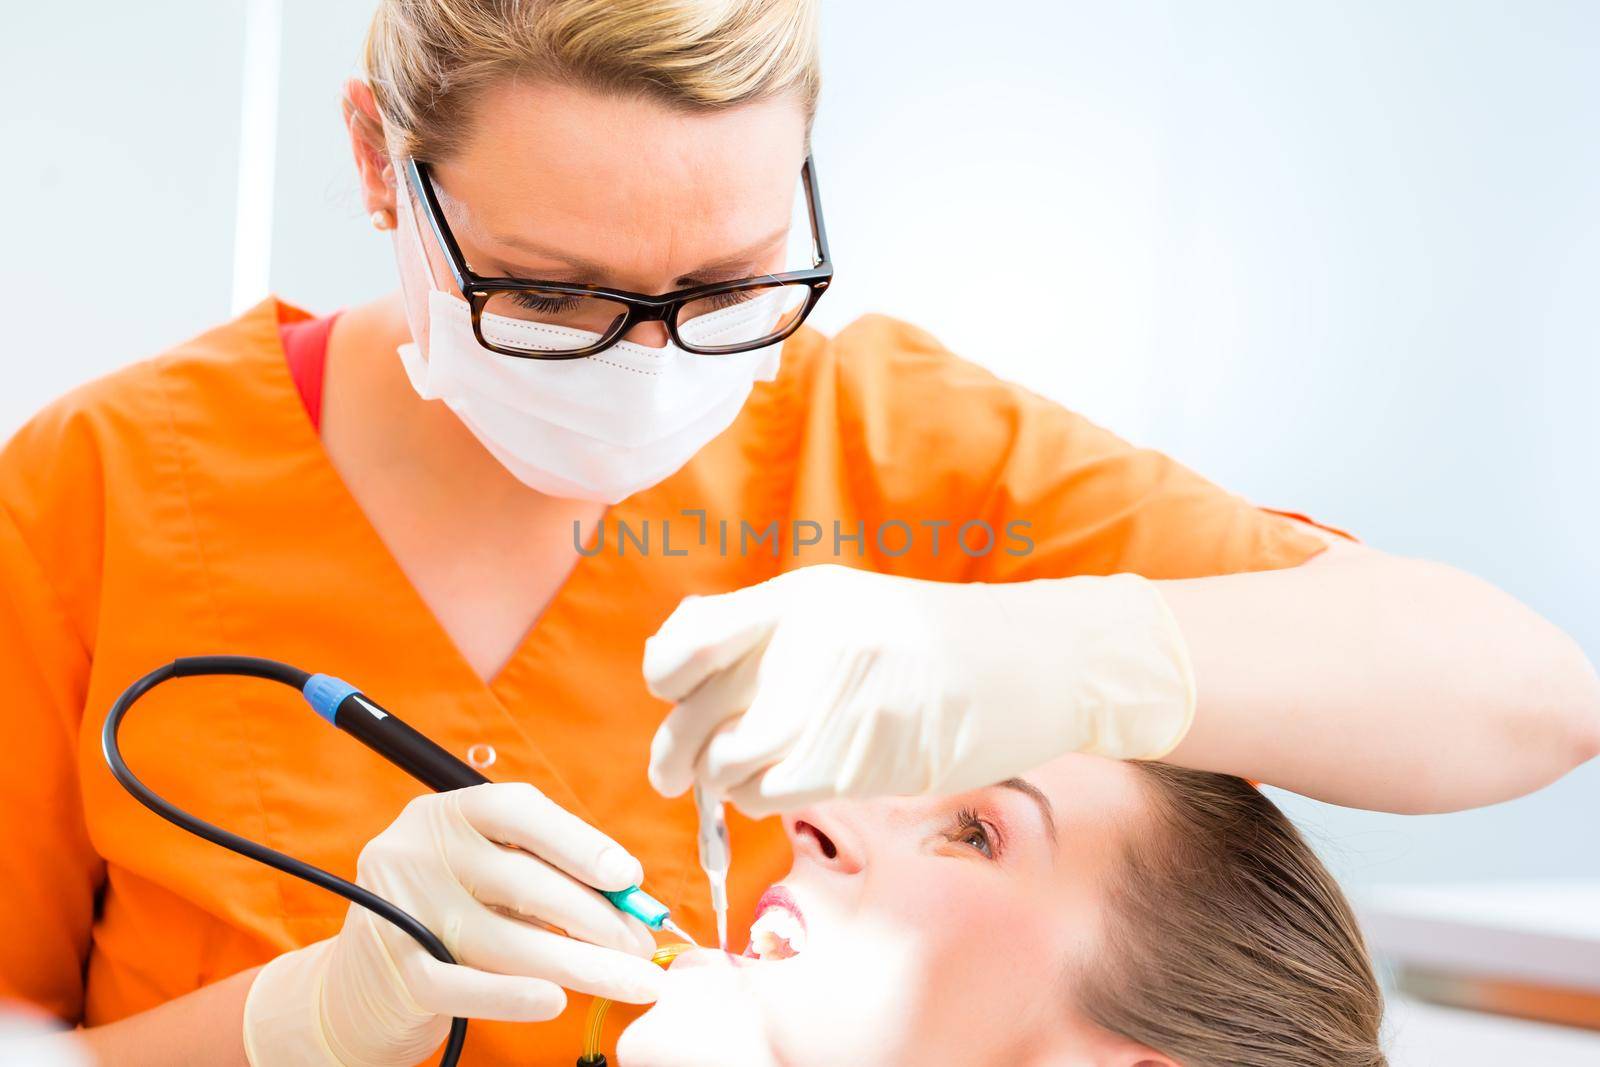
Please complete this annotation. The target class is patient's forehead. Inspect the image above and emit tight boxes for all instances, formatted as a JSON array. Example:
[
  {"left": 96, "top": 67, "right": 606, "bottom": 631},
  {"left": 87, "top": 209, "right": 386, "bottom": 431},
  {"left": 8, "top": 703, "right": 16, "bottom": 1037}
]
[
  {"left": 1029, "top": 753, "right": 1150, "bottom": 839},
  {"left": 1013, "top": 755, "right": 1151, "bottom": 968}
]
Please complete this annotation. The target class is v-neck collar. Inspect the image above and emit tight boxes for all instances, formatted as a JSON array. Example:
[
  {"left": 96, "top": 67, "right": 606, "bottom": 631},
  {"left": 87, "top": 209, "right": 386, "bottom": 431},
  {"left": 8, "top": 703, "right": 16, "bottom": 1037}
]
[
  {"left": 255, "top": 296, "right": 635, "bottom": 713},
  {"left": 204, "top": 297, "right": 670, "bottom": 826}
]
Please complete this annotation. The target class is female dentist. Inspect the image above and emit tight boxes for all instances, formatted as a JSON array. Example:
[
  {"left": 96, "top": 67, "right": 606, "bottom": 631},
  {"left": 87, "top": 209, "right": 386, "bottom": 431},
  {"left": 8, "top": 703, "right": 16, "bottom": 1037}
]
[{"left": 2, "top": 1, "right": 1596, "bottom": 1065}]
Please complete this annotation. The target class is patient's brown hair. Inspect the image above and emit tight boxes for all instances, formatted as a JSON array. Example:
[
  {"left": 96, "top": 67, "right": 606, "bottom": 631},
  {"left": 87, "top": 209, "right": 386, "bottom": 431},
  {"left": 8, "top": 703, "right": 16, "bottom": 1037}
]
[{"left": 1079, "top": 763, "right": 1386, "bottom": 1067}]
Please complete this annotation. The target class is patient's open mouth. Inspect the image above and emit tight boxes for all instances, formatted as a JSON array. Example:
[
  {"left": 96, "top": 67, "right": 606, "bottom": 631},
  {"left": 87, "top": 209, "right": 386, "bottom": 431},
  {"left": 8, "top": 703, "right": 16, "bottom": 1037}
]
[{"left": 745, "top": 885, "right": 807, "bottom": 961}]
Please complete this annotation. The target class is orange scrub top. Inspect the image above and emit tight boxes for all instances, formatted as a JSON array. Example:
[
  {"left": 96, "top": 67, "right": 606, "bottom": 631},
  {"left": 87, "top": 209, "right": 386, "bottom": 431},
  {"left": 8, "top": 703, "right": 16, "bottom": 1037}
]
[{"left": 0, "top": 297, "right": 1331, "bottom": 1064}]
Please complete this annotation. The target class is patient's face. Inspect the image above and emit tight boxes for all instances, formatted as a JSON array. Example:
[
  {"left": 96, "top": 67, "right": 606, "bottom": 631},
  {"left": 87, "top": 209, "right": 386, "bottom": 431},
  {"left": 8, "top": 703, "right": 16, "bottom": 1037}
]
[{"left": 618, "top": 754, "right": 1152, "bottom": 1067}]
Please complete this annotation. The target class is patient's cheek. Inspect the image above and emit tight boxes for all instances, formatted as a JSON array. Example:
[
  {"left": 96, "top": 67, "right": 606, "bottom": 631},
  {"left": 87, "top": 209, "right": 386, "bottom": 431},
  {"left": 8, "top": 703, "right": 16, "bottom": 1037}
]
[
  {"left": 750, "top": 921, "right": 933, "bottom": 1063},
  {"left": 902, "top": 873, "right": 1048, "bottom": 958},
  {"left": 624, "top": 854, "right": 1078, "bottom": 1067},
  {"left": 754, "top": 873, "right": 1053, "bottom": 1064},
  {"left": 891, "top": 873, "right": 1074, "bottom": 1050}
]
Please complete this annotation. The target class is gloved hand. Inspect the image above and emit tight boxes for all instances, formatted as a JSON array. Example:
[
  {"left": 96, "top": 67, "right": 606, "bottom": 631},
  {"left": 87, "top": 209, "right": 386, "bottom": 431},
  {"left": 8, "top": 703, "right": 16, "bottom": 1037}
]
[
  {"left": 645, "top": 564, "right": 1196, "bottom": 817},
  {"left": 243, "top": 782, "right": 665, "bottom": 1066}
]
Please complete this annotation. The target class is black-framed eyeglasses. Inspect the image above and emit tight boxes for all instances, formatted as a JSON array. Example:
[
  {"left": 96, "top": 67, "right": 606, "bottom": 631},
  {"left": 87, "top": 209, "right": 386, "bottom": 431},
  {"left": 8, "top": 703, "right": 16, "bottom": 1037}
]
[{"left": 402, "top": 154, "right": 833, "bottom": 359}]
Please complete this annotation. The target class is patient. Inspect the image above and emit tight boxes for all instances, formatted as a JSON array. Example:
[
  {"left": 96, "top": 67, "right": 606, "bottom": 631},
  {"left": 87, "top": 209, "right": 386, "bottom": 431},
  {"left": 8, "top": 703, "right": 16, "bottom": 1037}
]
[{"left": 618, "top": 755, "right": 1385, "bottom": 1067}]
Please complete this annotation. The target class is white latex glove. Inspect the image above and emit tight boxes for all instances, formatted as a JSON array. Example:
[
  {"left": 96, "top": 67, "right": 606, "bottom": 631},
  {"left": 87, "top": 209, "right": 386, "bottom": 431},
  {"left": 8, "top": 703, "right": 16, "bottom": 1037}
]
[
  {"left": 645, "top": 564, "right": 1196, "bottom": 817},
  {"left": 243, "top": 783, "right": 664, "bottom": 1067}
]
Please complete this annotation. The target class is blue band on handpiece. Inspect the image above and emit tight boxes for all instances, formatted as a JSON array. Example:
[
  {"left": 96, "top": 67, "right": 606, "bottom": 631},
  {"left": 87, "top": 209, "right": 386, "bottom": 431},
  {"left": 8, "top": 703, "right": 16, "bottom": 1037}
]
[
  {"left": 302, "top": 674, "right": 360, "bottom": 724},
  {"left": 603, "top": 885, "right": 670, "bottom": 930}
]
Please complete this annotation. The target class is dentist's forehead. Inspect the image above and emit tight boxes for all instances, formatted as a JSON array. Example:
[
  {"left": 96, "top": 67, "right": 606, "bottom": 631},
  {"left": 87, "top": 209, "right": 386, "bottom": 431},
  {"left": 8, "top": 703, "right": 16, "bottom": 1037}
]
[{"left": 434, "top": 80, "right": 806, "bottom": 270}]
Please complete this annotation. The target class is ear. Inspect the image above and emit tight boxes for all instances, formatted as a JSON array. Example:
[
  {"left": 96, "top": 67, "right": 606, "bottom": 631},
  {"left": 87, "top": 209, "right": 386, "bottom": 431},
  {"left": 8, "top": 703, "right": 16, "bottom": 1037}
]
[
  {"left": 1099, "top": 1042, "right": 1179, "bottom": 1067},
  {"left": 341, "top": 77, "right": 395, "bottom": 217},
  {"left": 1026, "top": 1049, "right": 1179, "bottom": 1067},
  {"left": 1023, "top": 1028, "right": 1180, "bottom": 1067}
]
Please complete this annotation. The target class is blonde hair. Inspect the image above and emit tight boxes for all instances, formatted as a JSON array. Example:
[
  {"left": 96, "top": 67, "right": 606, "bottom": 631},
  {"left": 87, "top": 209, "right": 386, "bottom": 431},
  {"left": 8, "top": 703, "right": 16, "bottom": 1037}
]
[
  {"left": 1080, "top": 764, "right": 1387, "bottom": 1067},
  {"left": 357, "top": 0, "right": 821, "bottom": 160}
]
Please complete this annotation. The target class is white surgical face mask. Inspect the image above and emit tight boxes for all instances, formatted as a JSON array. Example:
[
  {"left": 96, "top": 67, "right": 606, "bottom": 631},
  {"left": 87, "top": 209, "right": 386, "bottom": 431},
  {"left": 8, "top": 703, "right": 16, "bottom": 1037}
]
[{"left": 393, "top": 178, "right": 783, "bottom": 503}]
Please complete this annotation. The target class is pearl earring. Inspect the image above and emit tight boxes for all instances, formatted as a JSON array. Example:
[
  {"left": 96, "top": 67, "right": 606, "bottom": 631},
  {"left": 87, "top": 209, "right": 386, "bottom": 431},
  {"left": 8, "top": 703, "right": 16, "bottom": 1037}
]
[{"left": 370, "top": 209, "right": 395, "bottom": 231}]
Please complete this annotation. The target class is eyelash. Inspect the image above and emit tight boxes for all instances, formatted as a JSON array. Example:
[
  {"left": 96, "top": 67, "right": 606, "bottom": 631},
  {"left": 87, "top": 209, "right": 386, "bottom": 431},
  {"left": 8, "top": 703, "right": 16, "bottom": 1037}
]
[
  {"left": 697, "top": 288, "right": 760, "bottom": 311},
  {"left": 506, "top": 291, "right": 583, "bottom": 314},
  {"left": 506, "top": 287, "right": 759, "bottom": 316},
  {"left": 946, "top": 806, "right": 1004, "bottom": 861}
]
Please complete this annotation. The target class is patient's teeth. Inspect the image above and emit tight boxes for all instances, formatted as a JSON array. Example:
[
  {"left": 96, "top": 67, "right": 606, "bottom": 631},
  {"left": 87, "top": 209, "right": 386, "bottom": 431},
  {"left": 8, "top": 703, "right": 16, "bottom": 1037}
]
[{"left": 748, "top": 908, "right": 807, "bottom": 960}]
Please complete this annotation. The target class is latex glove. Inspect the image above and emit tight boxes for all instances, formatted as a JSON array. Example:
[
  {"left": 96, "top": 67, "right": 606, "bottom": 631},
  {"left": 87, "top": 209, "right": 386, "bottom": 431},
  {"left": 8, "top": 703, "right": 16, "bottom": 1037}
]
[
  {"left": 645, "top": 564, "right": 1196, "bottom": 816},
  {"left": 243, "top": 783, "right": 664, "bottom": 1066}
]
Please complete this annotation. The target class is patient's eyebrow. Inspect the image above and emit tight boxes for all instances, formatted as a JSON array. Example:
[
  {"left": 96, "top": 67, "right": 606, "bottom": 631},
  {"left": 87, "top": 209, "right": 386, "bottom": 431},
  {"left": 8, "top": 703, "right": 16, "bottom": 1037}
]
[{"left": 998, "top": 777, "right": 1058, "bottom": 843}]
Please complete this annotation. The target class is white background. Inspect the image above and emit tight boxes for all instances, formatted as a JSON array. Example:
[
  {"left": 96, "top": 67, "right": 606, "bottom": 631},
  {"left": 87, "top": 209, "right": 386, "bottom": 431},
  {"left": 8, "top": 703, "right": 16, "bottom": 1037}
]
[{"left": 3, "top": 0, "right": 1598, "bottom": 896}]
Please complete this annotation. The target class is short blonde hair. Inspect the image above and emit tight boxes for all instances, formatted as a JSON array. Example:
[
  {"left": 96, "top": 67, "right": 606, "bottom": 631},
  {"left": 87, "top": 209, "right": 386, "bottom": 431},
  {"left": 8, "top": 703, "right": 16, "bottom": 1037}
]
[{"left": 358, "top": 0, "right": 821, "bottom": 160}]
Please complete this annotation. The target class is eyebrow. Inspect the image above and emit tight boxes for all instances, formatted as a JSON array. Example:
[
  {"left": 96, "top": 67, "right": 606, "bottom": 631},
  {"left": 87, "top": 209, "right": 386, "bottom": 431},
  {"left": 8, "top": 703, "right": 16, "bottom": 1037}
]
[
  {"left": 997, "top": 777, "right": 1058, "bottom": 845},
  {"left": 490, "top": 224, "right": 792, "bottom": 284}
]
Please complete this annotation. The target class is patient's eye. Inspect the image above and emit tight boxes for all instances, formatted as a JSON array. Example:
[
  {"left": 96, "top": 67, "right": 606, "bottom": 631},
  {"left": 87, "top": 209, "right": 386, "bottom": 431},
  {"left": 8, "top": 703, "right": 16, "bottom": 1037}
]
[{"left": 946, "top": 806, "right": 1002, "bottom": 860}]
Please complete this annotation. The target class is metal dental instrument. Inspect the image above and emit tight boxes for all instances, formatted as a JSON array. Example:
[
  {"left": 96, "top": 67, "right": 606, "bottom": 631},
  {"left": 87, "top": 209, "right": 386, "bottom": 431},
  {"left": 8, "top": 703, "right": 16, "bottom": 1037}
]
[
  {"left": 656, "top": 915, "right": 698, "bottom": 945},
  {"left": 694, "top": 784, "right": 731, "bottom": 950}
]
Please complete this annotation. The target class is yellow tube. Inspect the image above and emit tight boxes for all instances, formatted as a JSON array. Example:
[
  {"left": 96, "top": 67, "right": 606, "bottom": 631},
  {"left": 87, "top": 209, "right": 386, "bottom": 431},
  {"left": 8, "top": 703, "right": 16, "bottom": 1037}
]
[{"left": 578, "top": 943, "right": 694, "bottom": 1066}]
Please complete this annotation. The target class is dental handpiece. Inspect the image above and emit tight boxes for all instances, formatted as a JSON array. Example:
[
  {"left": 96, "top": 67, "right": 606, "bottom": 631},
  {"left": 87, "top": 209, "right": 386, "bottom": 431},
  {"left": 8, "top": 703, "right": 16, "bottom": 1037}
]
[
  {"left": 300, "top": 673, "right": 693, "bottom": 941},
  {"left": 694, "top": 784, "right": 731, "bottom": 950}
]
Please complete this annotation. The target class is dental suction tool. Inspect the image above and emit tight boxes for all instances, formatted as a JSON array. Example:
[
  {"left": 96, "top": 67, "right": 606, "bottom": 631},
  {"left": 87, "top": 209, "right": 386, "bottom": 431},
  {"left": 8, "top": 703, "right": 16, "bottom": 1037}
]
[
  {"left": 694, "top": 784, "right": 731, "bottom": 951},
  {"left": 103, "top": 655, "right": 693, "bottom": 1067}
]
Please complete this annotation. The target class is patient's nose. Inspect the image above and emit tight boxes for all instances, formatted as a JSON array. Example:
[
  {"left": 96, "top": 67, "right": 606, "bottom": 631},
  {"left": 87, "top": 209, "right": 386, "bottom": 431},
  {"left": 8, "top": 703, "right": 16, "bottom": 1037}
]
[{"left": 784, "top": 805, "right": 865, "bottom": 875}]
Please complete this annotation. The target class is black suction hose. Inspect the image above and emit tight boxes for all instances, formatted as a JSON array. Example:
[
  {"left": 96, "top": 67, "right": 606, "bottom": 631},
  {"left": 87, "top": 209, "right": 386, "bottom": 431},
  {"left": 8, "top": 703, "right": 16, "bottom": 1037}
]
[{"left": 101, "top": 655, "right": 470, "bottom": 1067}]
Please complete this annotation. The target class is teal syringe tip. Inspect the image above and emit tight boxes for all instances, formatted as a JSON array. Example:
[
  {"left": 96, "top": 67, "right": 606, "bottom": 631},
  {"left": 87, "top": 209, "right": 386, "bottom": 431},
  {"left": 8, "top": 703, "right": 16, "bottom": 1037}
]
[{"left": 602, "top": 885, "right": 671, "bottom": 930}]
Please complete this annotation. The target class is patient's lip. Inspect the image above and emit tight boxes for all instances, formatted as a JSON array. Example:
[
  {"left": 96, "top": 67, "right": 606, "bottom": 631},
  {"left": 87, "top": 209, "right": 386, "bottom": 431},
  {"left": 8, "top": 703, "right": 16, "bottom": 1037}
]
[{"left": 753, "top": 885, "right": 806, "bottom": 931}]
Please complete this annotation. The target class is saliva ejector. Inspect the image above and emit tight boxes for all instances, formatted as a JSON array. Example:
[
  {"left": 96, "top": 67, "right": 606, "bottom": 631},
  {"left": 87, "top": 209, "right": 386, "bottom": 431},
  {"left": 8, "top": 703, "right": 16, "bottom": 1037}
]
[
  {"left": 694, "top": 784, "right": 731, "bottom": 951},
  {"left": 103, "top": 655, "right": 695, "bottom": 1067}
]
